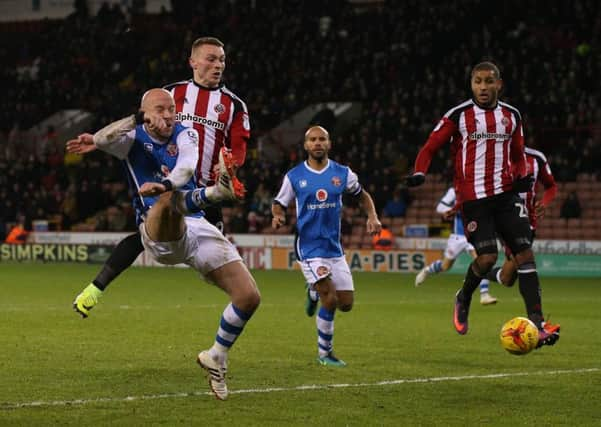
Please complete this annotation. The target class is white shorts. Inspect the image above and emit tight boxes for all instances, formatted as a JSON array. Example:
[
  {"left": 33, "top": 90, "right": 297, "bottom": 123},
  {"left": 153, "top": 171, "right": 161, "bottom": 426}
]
[
  {"left": 444, "top": 233, "right": 474, "bottom": 260},
  {"left": 299, "top": 256, "right": 354, "bottom": 292},
  {"left": 140, "top": 216, "right": 242, "bottom": 279}
]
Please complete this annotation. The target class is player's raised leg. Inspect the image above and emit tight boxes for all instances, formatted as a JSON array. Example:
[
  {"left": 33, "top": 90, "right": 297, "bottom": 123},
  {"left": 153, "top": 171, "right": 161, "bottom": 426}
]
[{"left": 173, "top": 147, "right": 245, "bottom": 215}]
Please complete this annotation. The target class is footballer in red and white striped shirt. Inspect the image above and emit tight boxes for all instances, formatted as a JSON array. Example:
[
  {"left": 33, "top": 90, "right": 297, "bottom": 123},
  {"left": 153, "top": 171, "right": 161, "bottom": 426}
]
[
  {"left": 164, "top": 37, "right": 249, "bottom": 188},
  {"left": 406, "top": 62, "right": 560, "bottom": 343}
]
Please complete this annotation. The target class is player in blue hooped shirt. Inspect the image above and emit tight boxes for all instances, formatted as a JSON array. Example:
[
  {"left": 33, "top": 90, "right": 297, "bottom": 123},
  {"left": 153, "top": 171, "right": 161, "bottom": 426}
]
[
  {"left": 66, "top": 89, "right": 260, "bottom": 400},
  {"left": 272, "top": 126, "right": 381, "bottom": 367}
]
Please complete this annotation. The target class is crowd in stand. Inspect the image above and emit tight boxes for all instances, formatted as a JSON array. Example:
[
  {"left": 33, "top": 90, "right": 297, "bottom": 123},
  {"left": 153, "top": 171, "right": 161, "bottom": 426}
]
[{"left": 1, "top": 0, "right": 600, "bottom": 238}]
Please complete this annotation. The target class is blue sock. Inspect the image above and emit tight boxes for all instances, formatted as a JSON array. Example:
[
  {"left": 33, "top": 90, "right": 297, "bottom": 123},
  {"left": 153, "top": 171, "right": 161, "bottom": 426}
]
[
  {"left": 184, "top": 188, "right": 210, "bottom": 213},
  {"left": 213, "top": 303, "right": 253, "bottom": 352},
  {"left": 317, "top": 306, "right": 335, "bottom": 357},
  {"left": 479, "top": 279, "right": 490, "bottom": 294},
  {"left": 428, "top": 260, "right": 443, "bottom": 274}
]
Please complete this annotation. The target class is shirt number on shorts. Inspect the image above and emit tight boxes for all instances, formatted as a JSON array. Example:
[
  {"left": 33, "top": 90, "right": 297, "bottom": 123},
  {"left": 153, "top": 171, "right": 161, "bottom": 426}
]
[{"left": 515, "top": 202, "right": 527, "bottom": 218}]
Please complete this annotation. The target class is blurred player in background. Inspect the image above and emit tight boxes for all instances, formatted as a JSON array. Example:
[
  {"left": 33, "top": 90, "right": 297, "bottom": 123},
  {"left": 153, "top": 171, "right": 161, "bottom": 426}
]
[
  {"left": 72, "top": 36, "right": 249, "bottom": 317},
  {"left": 67, "top": 88, "right": 260, "bottom": 400},
  {"left": 405, "top": 61, "right": 560, "bottom": 349},
  {"left": 272, "top": 126, "right": 381, "bottom": 367},
  {"left": 486, "top": 146, "right": 557, "bottom": 286},
  {"left": 415, "top": 186, "right": 497, "bottom": 305}
]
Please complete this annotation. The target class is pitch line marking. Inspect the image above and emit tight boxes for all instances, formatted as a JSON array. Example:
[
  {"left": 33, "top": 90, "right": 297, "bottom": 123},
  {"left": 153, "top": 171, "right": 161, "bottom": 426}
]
[{"left": 2, "top": 367, "right": 599, "bottom": 410}]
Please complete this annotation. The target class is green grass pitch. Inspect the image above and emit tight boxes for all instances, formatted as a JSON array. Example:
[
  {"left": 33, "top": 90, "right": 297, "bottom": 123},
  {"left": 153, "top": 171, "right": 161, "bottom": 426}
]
[{"left": 1, "top": 263, "right": 600, "bottom": 425}]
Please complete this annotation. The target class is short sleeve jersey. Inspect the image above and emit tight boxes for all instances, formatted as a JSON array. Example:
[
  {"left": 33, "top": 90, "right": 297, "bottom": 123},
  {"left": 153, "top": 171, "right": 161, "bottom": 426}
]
[{"left": 274, "top": 160, "right": 361, "bottom": 260}]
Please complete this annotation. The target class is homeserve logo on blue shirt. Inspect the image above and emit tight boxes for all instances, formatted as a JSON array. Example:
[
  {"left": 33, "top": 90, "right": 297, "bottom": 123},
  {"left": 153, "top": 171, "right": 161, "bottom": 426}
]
[{"left": 307, "top": 189, "right": 336, "bottom": 210}]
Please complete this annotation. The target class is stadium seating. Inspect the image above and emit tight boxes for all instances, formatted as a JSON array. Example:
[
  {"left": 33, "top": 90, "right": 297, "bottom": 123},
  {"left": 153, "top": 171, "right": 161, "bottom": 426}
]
[{"left": 1, "top": 1, "right": 599, "bottom": 242}]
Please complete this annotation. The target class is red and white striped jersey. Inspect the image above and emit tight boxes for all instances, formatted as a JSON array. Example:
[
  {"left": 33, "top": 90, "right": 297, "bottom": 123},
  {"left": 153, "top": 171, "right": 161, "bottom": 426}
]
[
  {"left": 521, "top": 147, "right": 557, "bottom": 229},
  {"left": 414, "top": 99, "right": 527, "bottom": 204},
  {"left": 164, "top": 80, "right": 250, "bottom": 186}
]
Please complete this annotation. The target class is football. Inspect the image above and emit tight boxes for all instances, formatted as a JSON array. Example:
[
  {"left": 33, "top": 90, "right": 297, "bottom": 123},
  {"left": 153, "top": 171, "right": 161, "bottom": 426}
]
[{"left": 500, "top": 317, "right": 539, "bottom": 355}]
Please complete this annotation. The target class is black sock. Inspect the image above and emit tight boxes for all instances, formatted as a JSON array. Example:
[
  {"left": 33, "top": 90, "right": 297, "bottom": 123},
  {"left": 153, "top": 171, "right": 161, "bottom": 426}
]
[
  {"left": 93, "top": 232, "right": 144, "bottom": 290},
  {"left": 485, "top": 267, "right": 501, "bottom": 283},
  {"left": 517, "top": 262, "right": 543, "bottom": 327},
  {"left": 460, "top": 262, "right": 482, "bottom": 301}
]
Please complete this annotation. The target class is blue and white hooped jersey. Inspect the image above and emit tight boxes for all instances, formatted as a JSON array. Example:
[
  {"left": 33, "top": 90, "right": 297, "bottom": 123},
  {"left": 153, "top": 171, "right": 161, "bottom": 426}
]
[
  {"left": 274, "top": 159, "right": 361, "bottom": 260},
  {"left": 97, "top": 122, "right": 199, "bottom": 224},
  {"left": 436, "top": 187, "right": 464, "bottom": 235}
]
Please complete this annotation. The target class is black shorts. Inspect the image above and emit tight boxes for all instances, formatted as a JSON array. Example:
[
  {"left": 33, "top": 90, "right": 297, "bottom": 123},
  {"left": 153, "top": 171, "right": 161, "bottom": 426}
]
[
  {"left": 202, "top": 204, "right": 224, "bottom": 232},
  {"left": 503, "top": 228, "right": 535, "bottom": 259},
  {"left": 461, "top": 192, "right": 532, "bottom": 256}
]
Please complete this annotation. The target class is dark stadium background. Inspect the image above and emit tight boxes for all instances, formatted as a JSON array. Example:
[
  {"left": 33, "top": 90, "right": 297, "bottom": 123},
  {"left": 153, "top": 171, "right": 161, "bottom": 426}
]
[{"left": 1, "top": 0, "right": 599, "bottom": 241}]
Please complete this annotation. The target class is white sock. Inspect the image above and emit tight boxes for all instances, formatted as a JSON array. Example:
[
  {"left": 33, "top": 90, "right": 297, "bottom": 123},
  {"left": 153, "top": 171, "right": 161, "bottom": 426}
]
[{"left": 208, "top": 344, "right": 228, "bottom": 363}]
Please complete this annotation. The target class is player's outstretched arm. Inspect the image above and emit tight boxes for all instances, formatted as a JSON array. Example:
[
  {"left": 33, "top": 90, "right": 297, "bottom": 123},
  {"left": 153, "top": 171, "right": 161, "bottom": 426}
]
[
  {"left": 66, "top": 133, "right": 97, "bottom": 154},
  {"left": 84, "top": 114, "right": 145, "bottom": 160},
  {"left": 94, "top": 115, "right": 138, "bottom": 144},
  {"left": 407, "top": 116, "right": 456, "bottom": 187}
]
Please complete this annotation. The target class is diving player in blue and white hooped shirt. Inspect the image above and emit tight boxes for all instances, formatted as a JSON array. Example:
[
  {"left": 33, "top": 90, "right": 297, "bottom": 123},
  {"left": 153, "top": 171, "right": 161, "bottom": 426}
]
[
  {"left": 414, "top": 187, "right": 497, "bottom": 305},
  {"left": 66, "top": 88, "right": 260, "bottom": 400},
  {"left": 272, "top": 126, "right": 381, "bottom": 367}
]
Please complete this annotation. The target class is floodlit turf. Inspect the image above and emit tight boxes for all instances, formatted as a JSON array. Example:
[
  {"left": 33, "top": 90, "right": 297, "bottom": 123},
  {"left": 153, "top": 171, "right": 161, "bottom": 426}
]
[{"left": 1, "top": 262, "right": 600, "bottom": 425}]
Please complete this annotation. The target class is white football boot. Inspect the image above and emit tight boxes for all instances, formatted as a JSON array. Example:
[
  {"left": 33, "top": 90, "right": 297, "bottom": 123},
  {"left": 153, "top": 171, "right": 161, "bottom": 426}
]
[
  {"left": 480, "top": 293, "right": 498, "bottom": 305},
  {"left": 197, "top": 350, "right": 228, "bottom": 400},
  {"left": 414, "top": 267, "right": 429, "bottom": 287}
]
